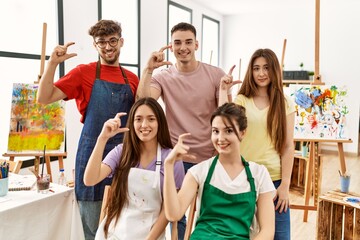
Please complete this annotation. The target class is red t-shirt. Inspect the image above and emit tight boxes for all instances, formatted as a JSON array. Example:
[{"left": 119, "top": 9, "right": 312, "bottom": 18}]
[{"left": 55, "top": 62, "right": 139, "bottom": 123}]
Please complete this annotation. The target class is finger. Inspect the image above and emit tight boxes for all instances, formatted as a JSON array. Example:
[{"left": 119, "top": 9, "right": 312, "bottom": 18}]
[
  {"left": 231, "top": 80, "right": 242, "bottom": 87},
  {"left": 181, "top": 154, "right": 197, "bottom": 162},
  {"left": 159, "top": 44, "right": 172, "bottom": 52},
  {"left": 228, "top": 65, "right": 236, "bottom": 75},
  {"left": 117, "top": 127, "right": 129, "bottom": 133},
  {"left": 178, "top": 133, "right": 191, "bottom": 144},
  {"left": 64, "top": 42, "right": 75, "bottom": 48},
  {"left": 275, "top": 201, "right": 281, "bottom": 211},
  {"left": 156, "top": 61, "right": 173, "bottom": 68},
  {"left": 65, "top": 53, "right": 77, "bottom": 60},
  {"left": 115, "top": 112, "right": 127, "bottom": 119}
]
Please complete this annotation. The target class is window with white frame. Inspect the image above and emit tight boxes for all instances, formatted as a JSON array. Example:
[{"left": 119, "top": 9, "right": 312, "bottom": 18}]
[
  {"left": 168, "top": 1, "right": 192, "bottom": 64},
  {"left": 101, "top": 0, "right": 140, "bottom": 76},
  {"left": 202, "top": 15, "right": 220, "bottom": 66},
  {"left": 0, "top": 0, "right": 59, "bottom": 157}
]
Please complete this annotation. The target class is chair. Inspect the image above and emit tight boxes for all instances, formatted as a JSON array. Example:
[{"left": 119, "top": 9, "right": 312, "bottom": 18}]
[
  {"left": 0, "top": 159, "right": 23, "bottom": 174},
  {"left": 184, "top": 196, "right": 197, "bottom": 240},
  {"left": 98, "top": 185, "right": 180, "bottom": 239}
]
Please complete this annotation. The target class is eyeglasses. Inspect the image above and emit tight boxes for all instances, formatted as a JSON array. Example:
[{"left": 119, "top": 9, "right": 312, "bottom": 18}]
[{"left": 95, "top": 37, "right": 120, "bottom": 49}]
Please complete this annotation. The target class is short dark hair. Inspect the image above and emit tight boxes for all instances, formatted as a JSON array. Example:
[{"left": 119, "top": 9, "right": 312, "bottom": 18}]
[
  {"left": 170, "top": 22, "right": 196, "bottom": 38},
  {"left": 88, "top": 19, "right": 122, "bottom": 38}
]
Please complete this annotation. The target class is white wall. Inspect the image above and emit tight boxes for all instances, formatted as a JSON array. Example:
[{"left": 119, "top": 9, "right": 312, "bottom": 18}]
[
  {"left": 2, "top": 0, "right": 358, "bottom": 179},
  {"left": 223, "top": 1, "right": 360, "bottom": 154}
]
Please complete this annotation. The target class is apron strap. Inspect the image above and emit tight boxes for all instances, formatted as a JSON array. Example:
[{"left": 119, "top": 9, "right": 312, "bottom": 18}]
[
  {"left": 205, "top": 155, "right": 256, "bottom": 193},
  {"left": 204, "top": 155, "right": 218, "bottom": 184},
  {"left": 152, "top": 144, "right": 162, "bottom": 189},
  {"left": 95, "top": 61, "right": 129, "bottom": 84},
  {"left": 242, "top": 157, "right": 256, "bottom": 192}
]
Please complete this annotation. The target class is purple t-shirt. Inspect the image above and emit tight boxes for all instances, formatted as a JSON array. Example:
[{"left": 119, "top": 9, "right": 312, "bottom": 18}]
[{"left": 103, "top": 144, "right": 185, "bottom": 192}]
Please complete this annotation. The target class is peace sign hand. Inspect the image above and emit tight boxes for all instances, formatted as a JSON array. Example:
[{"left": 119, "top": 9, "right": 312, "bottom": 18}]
[
  {"left": 146, "top": 45, "right": 173, "bottom": 72},
  {"left": 99, "top": 113, "right": 129, "bottom": 140},
  {"left": 220, "top": 65, "right": 242, "bottom": 92},
  {"left": 165, "top": 133, "right": 196, "bottom": 164},
  {"left": 49, "top": 42, "right": 77, "bottom": 65}
]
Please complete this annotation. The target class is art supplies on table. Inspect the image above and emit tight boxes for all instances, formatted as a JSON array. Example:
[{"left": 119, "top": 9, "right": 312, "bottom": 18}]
[
  {"left": 8, "top": 174, "right": 37, "bottom": 191},
  {"left": 0, "top": 162, "right": 9, "bottom": 179}
]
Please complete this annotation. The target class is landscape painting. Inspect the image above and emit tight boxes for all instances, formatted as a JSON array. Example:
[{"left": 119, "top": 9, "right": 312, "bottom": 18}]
[
  {"left": 288, "top": 84, "right": 349, "bottom": 139},
  {"left": 8, "top": 83, "right": 65, "bottom": 153}
]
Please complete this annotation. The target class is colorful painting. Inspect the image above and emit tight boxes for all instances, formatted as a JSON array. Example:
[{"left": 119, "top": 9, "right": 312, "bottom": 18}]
[
  {"left": 288, "top": 84, "right": 349, "bottom": 139},
  {"left": 8, "top": 83, "right": 65, "bottom": 153}
]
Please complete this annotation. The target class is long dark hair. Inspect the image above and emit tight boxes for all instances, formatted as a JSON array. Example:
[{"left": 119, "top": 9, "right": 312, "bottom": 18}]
[
  {"left": 238, "top": 48, "right": 287, "bottom": 154},
  {"left": 103, "top": 97, "right": 172, "bottom": 237}
]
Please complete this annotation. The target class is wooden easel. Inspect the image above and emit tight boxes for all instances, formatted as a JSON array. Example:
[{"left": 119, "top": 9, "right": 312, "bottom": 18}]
[
  {"left": 2, "top": 152, "right": 67, "bottom": 182},
  {"left": 4, "top": 23, "right": 67, "bottom": 182}
]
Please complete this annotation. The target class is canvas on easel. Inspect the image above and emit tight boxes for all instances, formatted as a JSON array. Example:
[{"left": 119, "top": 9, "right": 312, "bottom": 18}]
[
  {"left": 7, "top": 83, "right": 65, "bottom": 153},
  {"left": 289, "top": 84, "right": 349, "bottom": 139}
]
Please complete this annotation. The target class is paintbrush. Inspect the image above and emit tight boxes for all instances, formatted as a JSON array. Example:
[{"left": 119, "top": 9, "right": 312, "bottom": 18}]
[{"left": 41, "top": 145, "right": 46, "bottom": 177}]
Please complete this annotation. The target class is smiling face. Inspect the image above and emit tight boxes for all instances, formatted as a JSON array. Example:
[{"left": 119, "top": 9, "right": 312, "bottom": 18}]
[
  {"left": 252, "top": 56, "right": 271, "bottom": 89},
  {"left": 170, "top": 30, "right": 198, "bottom": 65},
  {"left": 133, "top": 105, "right": 158, "bottom": 144},
  {"left": 211, "top": 116, "right": 244, "bottom": 156},
  {"left": 94, "top": 33, "right": 123, "bottom": 66}
]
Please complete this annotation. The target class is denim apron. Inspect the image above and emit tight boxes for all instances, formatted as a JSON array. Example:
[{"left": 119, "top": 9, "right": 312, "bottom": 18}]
[
  {"left": 75, "top": 61, "right": 133, "bottom": 201},
  {"left": 191, "top": 156, "right": 256, "bottom": 240}
]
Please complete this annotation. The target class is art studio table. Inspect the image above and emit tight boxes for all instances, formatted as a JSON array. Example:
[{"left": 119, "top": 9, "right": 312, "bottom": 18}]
[
  {"left": 290, "top": 138, "right": 352, "bottom": 222},
  {"left": 0, "top": 174, "right": 84, "bottom": 240}
]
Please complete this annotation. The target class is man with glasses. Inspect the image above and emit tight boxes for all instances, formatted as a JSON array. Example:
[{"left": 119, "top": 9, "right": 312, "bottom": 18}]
[
  {"left": 137, "top": 22, "right": 229, "bottom": 239},
  {"left": 37, "top": 19, "right": 139, "bottom": 239}
]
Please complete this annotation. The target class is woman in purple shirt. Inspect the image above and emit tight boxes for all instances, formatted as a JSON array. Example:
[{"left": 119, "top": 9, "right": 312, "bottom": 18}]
[{"left": 84, "top": 97, "right": 185, "bottom": 240}]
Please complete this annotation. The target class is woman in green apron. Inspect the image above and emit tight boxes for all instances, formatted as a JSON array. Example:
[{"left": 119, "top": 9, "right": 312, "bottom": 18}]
[{"left": 164, "top": 103, "right": 275, "bottom": 239}]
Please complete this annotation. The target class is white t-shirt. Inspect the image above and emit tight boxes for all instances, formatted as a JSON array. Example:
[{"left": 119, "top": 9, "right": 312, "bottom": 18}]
[
  {"left": 189, "top": 157, "right": 275, "bottom": 201},
  {"left": 188, "top": 156, "right": 275, "bottom": 232}
]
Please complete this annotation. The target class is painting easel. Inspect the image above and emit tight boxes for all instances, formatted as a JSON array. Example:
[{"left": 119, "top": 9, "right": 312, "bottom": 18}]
[
  {"left": 2, "top": 152, "right": 67, "bottom": 182},
  {"left": 286, "top": 0, "right": 353, "bottom": 222},
  {"left": 3, "top": 23, "right": 67, "bottom": 182},
  {"left": 290, "top": 138, "right": 352, "bottom": 222}
]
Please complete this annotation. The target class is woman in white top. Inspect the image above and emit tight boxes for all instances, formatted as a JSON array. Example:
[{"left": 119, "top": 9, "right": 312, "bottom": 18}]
[
  {"left": 84, "top": 97, "right": 185, "bottom": 239},
  {"left": 163, "top": 103, "right": 275, "bottom": 239}
]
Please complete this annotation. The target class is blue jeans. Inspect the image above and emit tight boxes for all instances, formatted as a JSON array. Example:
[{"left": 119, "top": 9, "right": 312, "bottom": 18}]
[
  {"left": 171, "top": 162, "right": 196, "bottom": 240},
  {"left": 273, "top": 180, "right": 291, "bottom": 240},
  {"left": 78, "top": 200, "right": 102, "bottom": 240}
]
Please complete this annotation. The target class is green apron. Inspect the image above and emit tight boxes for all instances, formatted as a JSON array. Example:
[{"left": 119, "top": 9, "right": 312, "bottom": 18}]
[{"left": 190, "top": 155, "right": 256, "bottom": 240}]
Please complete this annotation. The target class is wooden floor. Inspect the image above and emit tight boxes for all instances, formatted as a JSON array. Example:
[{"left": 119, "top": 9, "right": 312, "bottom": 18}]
[{"left": 290, "top": 151, "right": 360, "bottom": 239}]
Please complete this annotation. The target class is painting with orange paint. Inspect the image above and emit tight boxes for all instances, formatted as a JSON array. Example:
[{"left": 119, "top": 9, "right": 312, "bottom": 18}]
[
  {"left": 7, "top": 83, "right": 65, "bottom": 153},
  {"left": 288, "top": 84, "right": 349, "bottom": 139}
]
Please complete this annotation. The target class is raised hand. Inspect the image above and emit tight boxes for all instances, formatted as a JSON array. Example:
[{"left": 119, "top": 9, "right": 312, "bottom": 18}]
[
  {"left": 220, "top": 65, "right": 242, "bottom": 92},
  {"left": 146, "top": 45, "right": 173, "bottom": 72},
  {"left": 49, "top": 42, "right": 77, "bottom": 65},
  {"left": 99, "top": 113, "right": 129, "bottom": 140},
  {"left": 165, "top": 133, "right": 196, "bottom": 164}
]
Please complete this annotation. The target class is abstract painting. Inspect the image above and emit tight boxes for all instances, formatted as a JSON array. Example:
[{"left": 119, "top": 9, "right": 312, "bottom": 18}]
[
  {"left": 8, "top": 83, "right": 65, "bottom": 153},
  {"left": 288, "top": 84, "right": 349, "bottom": 139}
]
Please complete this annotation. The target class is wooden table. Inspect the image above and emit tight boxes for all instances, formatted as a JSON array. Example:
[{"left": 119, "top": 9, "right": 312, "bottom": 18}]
[{"left": 290, "top": 138, "right": 352, "bottom": 222}]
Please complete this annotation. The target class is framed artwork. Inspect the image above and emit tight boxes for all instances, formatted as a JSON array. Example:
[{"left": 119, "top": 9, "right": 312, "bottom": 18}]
[
  {"left": 8, "top": 83, "right": 65, "bottom": 153},
  {"left": 288, "top": 84, "right": 349, "bottom": 139}
]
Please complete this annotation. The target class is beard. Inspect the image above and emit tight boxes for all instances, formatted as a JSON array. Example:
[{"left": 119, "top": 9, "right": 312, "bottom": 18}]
[{"left": 99, "top": 49, "right": 120, "bottom": 65}]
